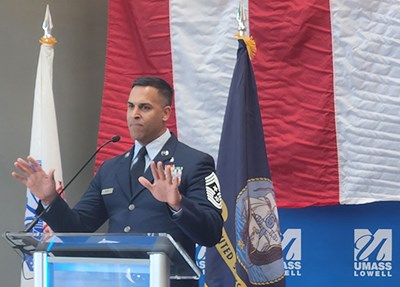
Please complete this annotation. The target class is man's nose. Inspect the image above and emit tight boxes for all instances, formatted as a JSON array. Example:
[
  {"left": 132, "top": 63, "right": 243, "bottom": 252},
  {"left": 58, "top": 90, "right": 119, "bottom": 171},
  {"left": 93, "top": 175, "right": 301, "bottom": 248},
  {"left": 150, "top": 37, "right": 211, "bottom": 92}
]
[{"left": 129, "top": 107, "right": 140, "bottom": 117}]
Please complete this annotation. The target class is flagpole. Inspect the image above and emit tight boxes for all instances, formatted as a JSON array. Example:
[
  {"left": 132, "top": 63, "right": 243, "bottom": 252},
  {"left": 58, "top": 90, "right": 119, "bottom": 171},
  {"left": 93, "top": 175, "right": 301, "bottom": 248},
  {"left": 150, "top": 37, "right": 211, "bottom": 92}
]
[
  {"left": 235, "top": 1, "right": 256, "bottom": 60},
  {"left": 236, "top": 0, "right": 246, "bottom": 37}
]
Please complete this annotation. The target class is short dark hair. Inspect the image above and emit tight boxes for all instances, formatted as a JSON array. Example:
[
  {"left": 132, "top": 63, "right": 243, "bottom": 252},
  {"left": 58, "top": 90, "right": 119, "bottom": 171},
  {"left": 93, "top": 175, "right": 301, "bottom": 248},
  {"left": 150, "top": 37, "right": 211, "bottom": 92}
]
[{"left": 132, "top": 77, "right": 173, "bottom": 106}]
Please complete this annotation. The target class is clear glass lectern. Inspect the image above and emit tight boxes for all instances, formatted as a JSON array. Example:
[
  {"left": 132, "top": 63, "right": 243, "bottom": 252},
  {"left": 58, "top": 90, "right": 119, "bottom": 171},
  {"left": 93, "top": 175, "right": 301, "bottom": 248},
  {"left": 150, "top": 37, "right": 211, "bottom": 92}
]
[{"left": 3, "top": 232, "right": 200, "bottom": 287}]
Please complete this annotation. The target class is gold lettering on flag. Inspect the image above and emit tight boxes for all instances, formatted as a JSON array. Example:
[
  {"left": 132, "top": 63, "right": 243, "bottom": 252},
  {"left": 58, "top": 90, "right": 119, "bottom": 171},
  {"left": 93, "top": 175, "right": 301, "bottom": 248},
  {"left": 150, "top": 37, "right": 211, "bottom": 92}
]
[{"left": 213, "top": 200, "right": 247, "bottom": 287}]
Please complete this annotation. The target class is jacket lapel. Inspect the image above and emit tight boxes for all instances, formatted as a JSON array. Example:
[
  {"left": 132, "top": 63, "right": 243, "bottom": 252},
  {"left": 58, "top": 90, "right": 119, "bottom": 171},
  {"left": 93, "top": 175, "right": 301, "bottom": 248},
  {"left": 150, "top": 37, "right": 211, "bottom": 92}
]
[{"left": 116, "top": 148, "right": 134, "bottom": 200}]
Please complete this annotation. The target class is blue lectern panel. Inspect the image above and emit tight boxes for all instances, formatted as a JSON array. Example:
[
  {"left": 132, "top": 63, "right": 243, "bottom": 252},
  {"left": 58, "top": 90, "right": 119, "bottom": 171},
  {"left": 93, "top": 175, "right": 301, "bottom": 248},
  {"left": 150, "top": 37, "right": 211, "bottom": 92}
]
[{"left": 48, "top": 258, "right": 150, "bottom": 287}]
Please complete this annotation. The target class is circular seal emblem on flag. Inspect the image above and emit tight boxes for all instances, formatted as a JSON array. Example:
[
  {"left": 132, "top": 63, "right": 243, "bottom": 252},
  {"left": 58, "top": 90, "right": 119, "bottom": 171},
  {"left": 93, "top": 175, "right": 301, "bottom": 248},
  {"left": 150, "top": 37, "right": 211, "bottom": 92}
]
[{"left": 236, "top": 178, "right": 284, "bottom": 284}]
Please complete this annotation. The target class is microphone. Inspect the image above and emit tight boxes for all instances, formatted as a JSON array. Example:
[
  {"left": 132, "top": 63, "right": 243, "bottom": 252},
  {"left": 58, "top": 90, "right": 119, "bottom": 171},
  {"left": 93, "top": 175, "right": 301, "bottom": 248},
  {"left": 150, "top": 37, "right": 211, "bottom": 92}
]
[{"left": 23, "top": 135, "right": 121, "bottom": 233}]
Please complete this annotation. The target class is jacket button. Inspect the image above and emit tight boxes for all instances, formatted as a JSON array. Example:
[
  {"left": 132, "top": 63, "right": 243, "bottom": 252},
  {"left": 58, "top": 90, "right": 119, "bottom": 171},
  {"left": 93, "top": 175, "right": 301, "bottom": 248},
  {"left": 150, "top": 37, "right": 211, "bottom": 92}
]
[
  {"left": 123, "top": 226, "right": 131, "bottom": 233},
  {"left": 128, "top": 204, "right": 135, "bottom": 211}
]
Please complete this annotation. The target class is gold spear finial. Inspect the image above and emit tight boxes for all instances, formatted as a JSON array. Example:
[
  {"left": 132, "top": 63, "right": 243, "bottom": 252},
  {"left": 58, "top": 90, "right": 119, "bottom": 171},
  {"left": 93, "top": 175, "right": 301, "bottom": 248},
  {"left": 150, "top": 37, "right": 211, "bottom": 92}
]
[
  {"left": 235, "top": 0, "right": 256, "bottom": 59},
  {"left": 40, "top": 5, "right": 57, "bottom": 46}
]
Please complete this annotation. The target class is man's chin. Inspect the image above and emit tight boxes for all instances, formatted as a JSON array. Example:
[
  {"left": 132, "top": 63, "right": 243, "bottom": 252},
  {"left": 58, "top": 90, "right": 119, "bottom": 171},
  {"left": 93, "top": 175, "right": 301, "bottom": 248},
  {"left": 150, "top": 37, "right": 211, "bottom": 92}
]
[{"left": 128, "top": 132, "right": 140, "bottom": 142}]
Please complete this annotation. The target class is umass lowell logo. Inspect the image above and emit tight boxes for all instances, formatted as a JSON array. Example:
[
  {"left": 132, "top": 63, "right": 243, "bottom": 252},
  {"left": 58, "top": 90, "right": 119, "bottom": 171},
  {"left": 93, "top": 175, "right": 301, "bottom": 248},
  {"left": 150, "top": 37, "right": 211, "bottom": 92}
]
[
  {"left": 282, "top": 229, "right": 302, "bottom": 276},
  {"left": 354, "top": 229, "right": 392, "bottom": 277}
]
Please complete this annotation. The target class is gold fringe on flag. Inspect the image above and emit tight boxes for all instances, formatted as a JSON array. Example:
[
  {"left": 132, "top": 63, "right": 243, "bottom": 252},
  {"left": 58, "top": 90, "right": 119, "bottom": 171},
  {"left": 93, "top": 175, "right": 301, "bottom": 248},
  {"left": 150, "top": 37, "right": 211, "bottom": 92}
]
[
  {"left": 235, "top": 33, "right": 256, "bottom": 60},
  {"left": 40, "top": 36, "right": 57, "bottom": 47}
]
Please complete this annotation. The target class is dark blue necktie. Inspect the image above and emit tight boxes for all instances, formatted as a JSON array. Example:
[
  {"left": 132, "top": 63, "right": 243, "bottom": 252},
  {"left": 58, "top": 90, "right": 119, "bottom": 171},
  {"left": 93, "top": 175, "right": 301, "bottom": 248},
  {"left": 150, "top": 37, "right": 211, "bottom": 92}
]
[{"left": 131, "top": 146, "right": 147, "bottom": 193}]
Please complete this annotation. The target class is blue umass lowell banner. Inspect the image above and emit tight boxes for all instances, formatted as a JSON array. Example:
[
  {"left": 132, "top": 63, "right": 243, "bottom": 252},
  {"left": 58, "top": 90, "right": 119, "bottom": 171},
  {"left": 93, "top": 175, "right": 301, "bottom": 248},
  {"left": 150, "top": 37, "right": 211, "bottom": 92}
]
[
  {"left": 205, "top": 39, "right": 285, "bottom": 287},
  {"left": 279, "top": 201, "right": 400, "bottom": 287}
]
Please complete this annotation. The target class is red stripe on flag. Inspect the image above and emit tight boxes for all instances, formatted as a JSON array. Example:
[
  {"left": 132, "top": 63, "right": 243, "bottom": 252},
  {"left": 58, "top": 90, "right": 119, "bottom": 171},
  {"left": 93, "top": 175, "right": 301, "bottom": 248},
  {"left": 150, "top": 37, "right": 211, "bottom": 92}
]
[
  {"left": 96, "top": 0, "right": 177, "bottom": 169},
  {"left": 250, "top": 0, "right": 339, "bottom": 207}
]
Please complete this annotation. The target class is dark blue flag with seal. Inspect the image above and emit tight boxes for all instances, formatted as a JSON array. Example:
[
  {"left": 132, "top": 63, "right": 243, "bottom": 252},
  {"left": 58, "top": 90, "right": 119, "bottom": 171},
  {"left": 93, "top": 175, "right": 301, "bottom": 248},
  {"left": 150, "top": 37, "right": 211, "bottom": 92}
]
[{"left": 205, "top": 38, "right": 286, "bottom": 287}]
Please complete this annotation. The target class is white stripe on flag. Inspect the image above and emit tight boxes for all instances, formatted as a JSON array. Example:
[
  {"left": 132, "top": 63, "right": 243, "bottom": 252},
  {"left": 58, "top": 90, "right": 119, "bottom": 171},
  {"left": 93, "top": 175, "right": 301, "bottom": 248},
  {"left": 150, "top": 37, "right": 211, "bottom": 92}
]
[
  {"left": 331, "top": 0, "right": 400, "bottom": 204},
  {"left": 170, "top": 0, "right": 239, "bottom": 161}
]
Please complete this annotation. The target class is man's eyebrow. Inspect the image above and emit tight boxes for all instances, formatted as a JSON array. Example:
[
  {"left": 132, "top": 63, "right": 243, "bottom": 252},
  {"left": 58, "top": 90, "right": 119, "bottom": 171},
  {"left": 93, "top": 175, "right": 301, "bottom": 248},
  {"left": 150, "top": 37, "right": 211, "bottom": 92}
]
[{"left": 127, "top": 101, "right": 151, "bottom": 106}]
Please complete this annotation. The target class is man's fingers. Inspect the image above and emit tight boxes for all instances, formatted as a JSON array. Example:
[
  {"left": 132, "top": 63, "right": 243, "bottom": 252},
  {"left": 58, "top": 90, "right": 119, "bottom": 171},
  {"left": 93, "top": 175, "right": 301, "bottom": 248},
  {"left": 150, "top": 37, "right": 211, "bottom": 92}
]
[
  {"left": 14, "top": 156, "right": 43, "bottom": 176},
  {"left": 48, "top": 168, "right": 55, "bottom": 179},
  {"left": 138, "top": 176, "right": 152, "bottom": 190},
  {"left": 27, "top": 156, "right": 43, "bottom": 172},
  {"left": 165, "top": 165, "right": 173, "bottom": 183},
  {"left": 156, "top": 161, "right": 166, "bottom": 180},
  {"left": 11, "top": 172, "right": 26, "bottom": 184},
  {"left": 150, "top": 161, "right": 159, "bottom": 180},
  {"left": 172, "top": 174, "right": 181, "bottom": 186},
  {"left": 14, "top": 158, "right": 32, "bottom": 175}
]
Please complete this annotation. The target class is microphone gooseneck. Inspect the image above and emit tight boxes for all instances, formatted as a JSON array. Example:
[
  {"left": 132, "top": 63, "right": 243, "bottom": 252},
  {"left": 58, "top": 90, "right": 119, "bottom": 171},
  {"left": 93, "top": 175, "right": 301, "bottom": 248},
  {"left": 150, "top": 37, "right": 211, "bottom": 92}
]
[{"left": 23, "top": 135, "right": 121, "bottom": 233}]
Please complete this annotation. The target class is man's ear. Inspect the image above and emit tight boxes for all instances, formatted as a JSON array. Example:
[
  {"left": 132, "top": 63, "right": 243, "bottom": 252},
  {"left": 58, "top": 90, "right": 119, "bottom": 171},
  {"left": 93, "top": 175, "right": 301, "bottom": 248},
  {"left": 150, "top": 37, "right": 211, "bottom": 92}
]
[{"left": 162, "top": 105, "right": 172, "bottom": 122}]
